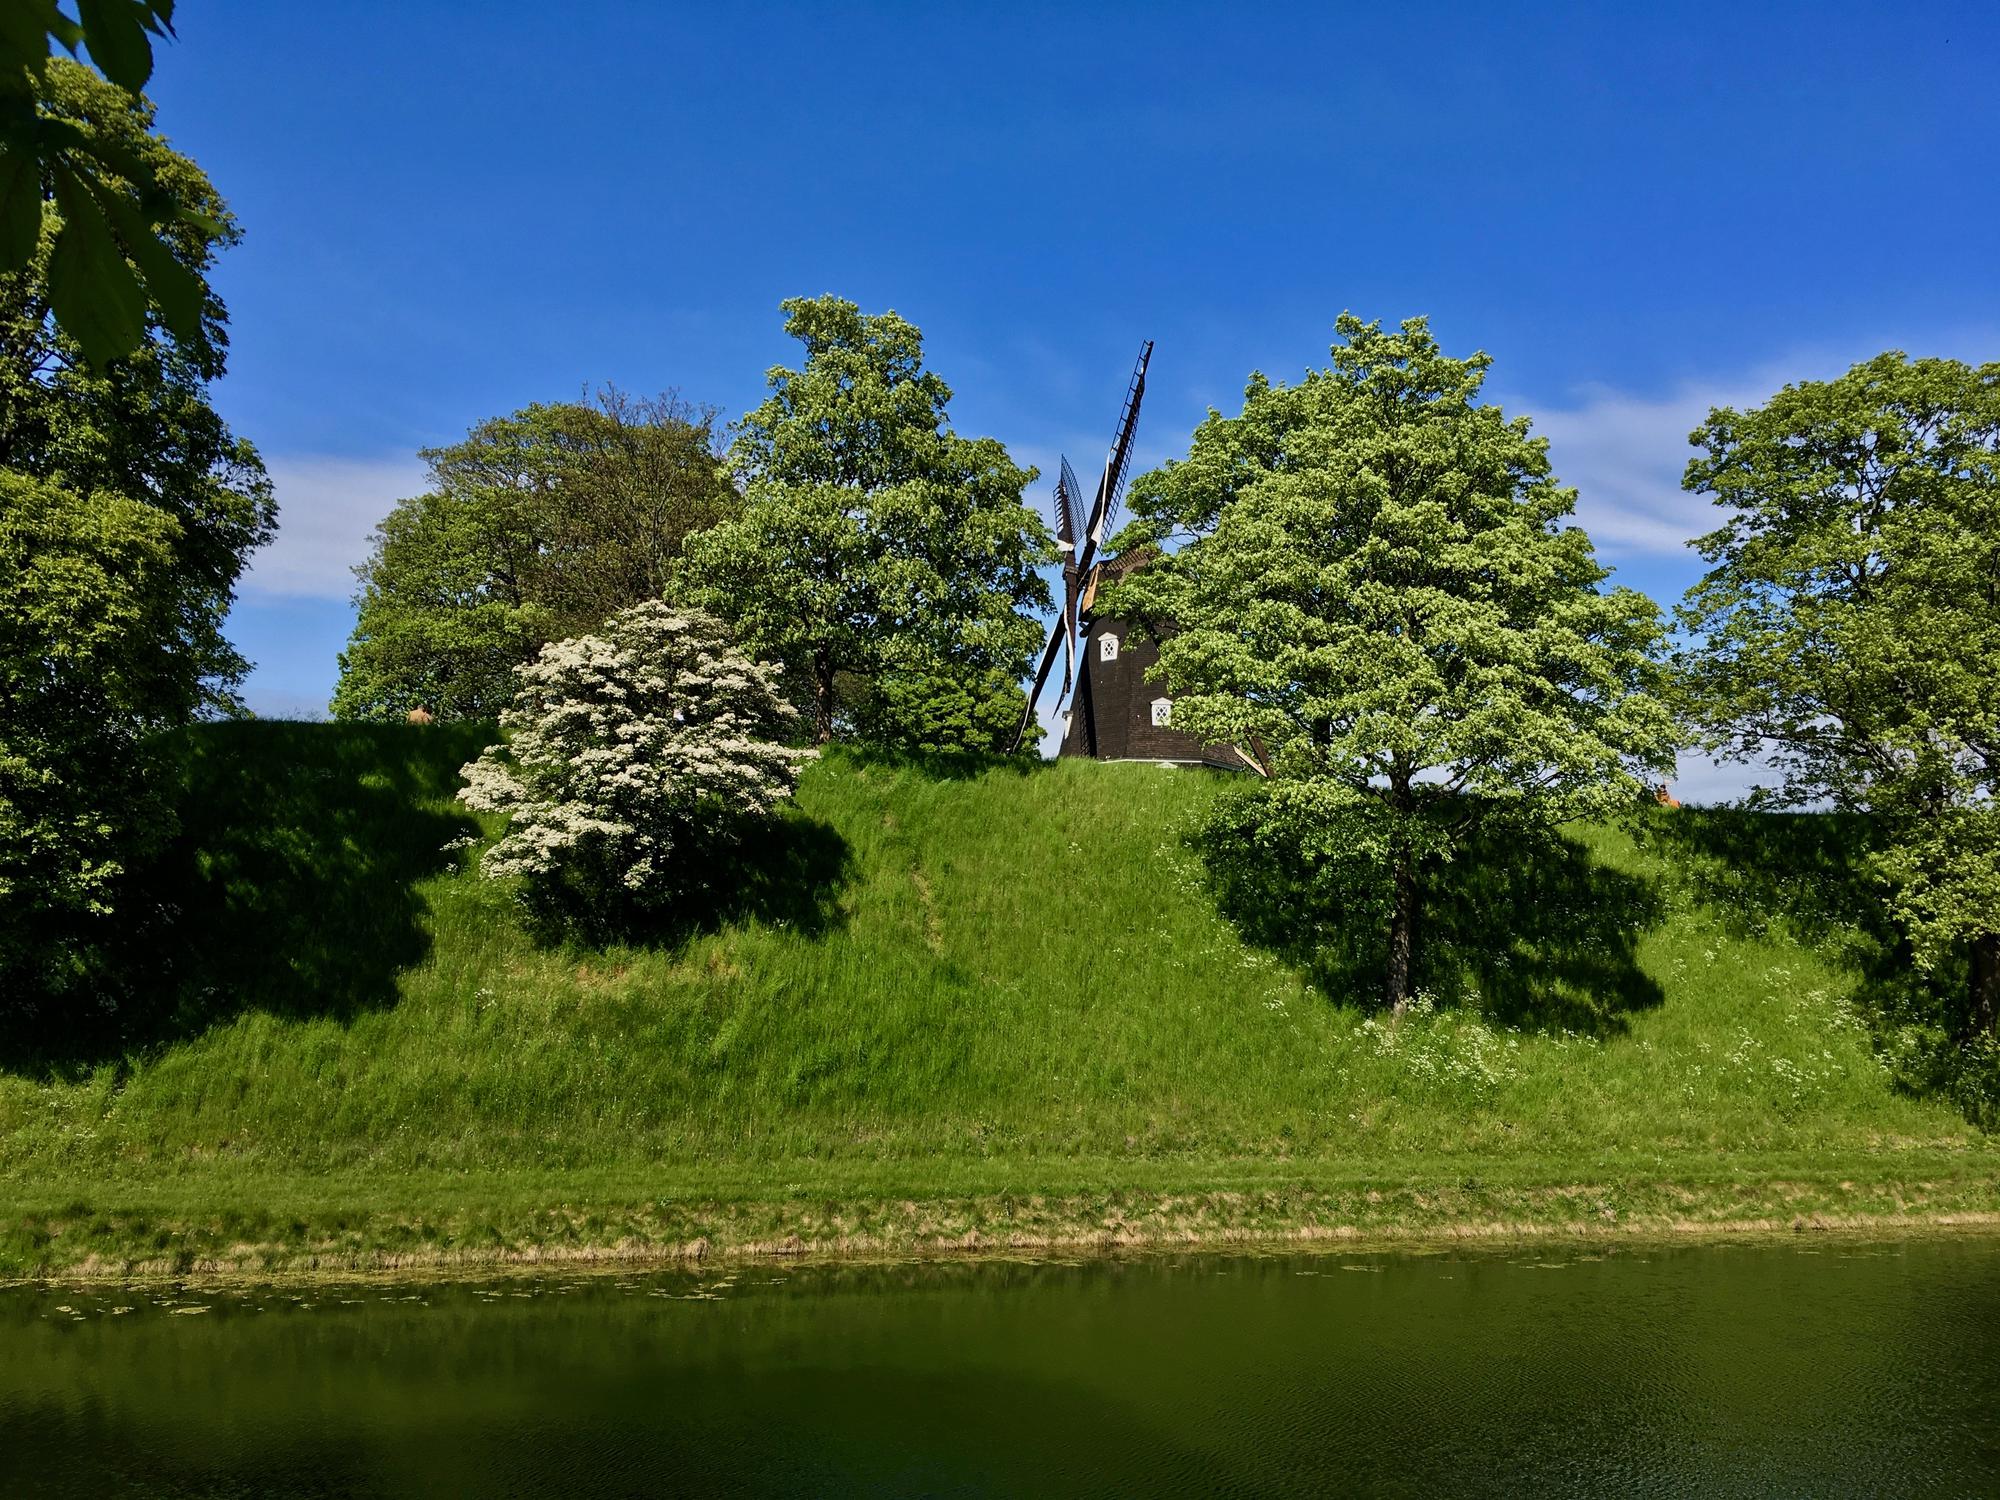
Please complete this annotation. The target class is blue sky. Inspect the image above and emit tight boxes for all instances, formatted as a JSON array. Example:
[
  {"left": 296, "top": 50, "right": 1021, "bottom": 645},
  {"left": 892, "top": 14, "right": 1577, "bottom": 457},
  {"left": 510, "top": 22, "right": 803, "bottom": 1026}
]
[{"left": 146, "top": 2, "right": 1999, "bottom": 791}]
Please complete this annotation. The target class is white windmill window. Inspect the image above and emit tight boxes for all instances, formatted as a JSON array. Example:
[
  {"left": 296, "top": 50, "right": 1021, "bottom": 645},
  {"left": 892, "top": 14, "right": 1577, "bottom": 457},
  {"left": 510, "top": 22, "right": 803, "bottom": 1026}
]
[
  {"left": 1150, "top": 697, "right": 1172, "bottom": 727},
  {"left": 1099, "top": 633, "right": 1119, "bottom": 662}
]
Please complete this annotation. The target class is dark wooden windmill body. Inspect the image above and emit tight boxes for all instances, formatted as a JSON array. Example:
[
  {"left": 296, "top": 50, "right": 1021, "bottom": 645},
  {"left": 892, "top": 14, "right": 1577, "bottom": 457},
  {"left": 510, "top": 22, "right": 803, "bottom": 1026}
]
[
  {"left": 1060, "top": 555, "right": 1233, "bottom": 765},
  {"left": 1012, "top": 343, "right": 1253, "bottom": 771}
]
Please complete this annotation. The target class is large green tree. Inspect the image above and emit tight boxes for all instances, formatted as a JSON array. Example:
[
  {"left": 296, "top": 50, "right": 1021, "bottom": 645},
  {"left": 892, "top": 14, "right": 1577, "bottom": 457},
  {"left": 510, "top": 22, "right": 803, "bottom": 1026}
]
[
  {"left": 1678, "top": 352, "right": 2000, "bottom": 1043},
  {"left": 1112, "top": 314, "right": 1676, "bottom": 1011},
  {"left": 0, "top": 471, "right": 182, "bottom": 1002},
  {"left": 333, "top": 389, "right": 737, "bottom": 722},
  {"left": 679, "top": 295, "right": 1051, "bottom": 749},
  {"left": 0, "top": 59, "right": 270, "bottom": 1010},
  {"left": 0, "top": 60, "right": 269, "bottom": 710}
]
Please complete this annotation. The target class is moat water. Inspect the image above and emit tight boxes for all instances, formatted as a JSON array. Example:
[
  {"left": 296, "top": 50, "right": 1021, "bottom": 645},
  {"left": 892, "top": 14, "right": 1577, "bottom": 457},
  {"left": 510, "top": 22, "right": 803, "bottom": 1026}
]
[{"left": 5, "top": 1237, "right": 1999, "bottom": 1497}]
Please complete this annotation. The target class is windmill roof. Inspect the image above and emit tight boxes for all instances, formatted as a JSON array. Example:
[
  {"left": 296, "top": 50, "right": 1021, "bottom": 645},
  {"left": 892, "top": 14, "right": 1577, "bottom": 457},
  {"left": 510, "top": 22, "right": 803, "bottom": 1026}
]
[{"left": 1078, "top": 545, "right": 1160, "bottom": 615}]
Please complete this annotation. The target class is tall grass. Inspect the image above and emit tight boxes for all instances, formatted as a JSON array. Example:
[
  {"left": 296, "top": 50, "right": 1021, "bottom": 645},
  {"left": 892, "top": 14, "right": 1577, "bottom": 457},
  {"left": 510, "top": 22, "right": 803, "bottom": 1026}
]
[{"left": 0, "top": 721, "right": 1983, "bottom": 1194}]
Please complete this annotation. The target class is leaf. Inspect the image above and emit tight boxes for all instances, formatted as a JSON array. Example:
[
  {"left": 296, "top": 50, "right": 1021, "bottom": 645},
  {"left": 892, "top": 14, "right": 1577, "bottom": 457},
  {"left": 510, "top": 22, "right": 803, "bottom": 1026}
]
[
  {"left": 0, "top": 144, "right": 43, "bottom": 270},
  {"left": 48, "top": 164, "right": 145, "bottom": 364},
  {"left": 175, "top": 203, "right": 222, "bottom": 238},
  {"left": 37, "top": 115, "right": 157, "bottom": 190},
  {"left": 94, "top": 176, "right": 201, "bottom": 340},
  {"left": 48, "top": 12, "right": 86, "bottom": 56},
  {"left": 0, "top": 4, "right": 67, "bottom": 76},
  {"left": 76, "top": 0, "right": 155, "bottom": 93}
]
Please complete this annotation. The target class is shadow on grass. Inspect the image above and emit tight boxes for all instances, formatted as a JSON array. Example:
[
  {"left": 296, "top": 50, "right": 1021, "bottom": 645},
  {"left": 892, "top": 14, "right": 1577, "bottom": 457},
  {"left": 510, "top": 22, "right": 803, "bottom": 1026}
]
[
  {"left": 1636, "top": 807, "right": 1999, "bottom": 1125},
  {"left": 0, "top": 721, "right": 490, "bottom": 1076},
  {"left": 519, "top": 807, "right": 855, "bottom": 952},
  {"left": 2, "top": 721, "right": 861, "bottom": 1074},
  {"left": 1198, "top": 807, "right": 1667, "bottom": 1036},
  {"left": 1636, "top": 805, "right": 1919, "bottom": 1011},
  {"left": 835, "top": 742, "right": 1047, "bottom": 782},
  {"left": 1634, "top": 806, "right": 1880, "bottom": 947}
]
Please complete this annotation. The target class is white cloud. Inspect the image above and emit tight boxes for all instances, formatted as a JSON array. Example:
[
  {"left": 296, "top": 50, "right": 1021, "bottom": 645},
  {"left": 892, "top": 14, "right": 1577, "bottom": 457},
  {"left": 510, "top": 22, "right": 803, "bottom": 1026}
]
[
  {"left": 1524, "top": 377, "right": 1775, "bottom": 561},
  {"left": 243, "top": 454, "right": 428, "bottom": 600},
  {"left": 1515, "top": 331, "right": 1999, "bottom": 563},
  {"left": 1035, "top": 693, "right": 1072, "bottom": 759}
]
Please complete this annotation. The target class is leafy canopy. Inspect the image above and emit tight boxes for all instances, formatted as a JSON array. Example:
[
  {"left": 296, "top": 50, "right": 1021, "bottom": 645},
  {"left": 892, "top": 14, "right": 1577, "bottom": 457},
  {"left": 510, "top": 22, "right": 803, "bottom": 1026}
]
[
  {"left": 334, "top": 389, "right": 736, "bottom": 722},
  {"left": 0, "top": 470, "right": 180, "bottom": 1004},
  {"left": 1678, "top": 351, "right": 2000, "bottom": 1040},
  {"left": 459, "top": 602, "right": 811, "bottom": 943},
  {"left": 1114, "top": 314, "right": 1675, "bottom": 1007},
  {"left": 0, "top": 60, "right": 266, "bottom": 1013},
  {"left": 680, "top": 295, "right": 1051, "bottom": 749},
  {"left": 0, "top": 59, "right": 271, "bottom": 717},
  {"left": 0, "top": 8, "right": 221, "bottom": 366}
]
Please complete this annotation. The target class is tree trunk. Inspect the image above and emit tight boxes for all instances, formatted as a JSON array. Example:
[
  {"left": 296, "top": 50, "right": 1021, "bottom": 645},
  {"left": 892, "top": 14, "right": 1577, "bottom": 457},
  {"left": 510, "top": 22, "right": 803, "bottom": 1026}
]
[
  {"left": 1383, "top": 768, "right": 1417, "bottom": 1015},
  {"left": 1967, "top": 931, "right": 2000, "bottom": 1045},
  {"left": 812, "top": 654, "right": 837, "bottom": 746}
]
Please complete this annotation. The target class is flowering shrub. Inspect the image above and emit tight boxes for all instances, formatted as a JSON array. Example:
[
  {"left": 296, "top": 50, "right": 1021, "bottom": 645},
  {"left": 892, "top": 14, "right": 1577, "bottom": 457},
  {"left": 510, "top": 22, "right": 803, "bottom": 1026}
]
[
  {"left": 1358, "top": 993, "right": 1524, "bottom": 1101},
  {"left": 459, "top": 602, "right": 812, "bottom": 939}
]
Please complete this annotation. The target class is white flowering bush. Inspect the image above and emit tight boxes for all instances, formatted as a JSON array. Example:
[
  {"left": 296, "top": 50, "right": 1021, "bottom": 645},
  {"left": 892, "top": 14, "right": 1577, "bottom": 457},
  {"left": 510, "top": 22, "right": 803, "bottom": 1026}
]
[{"left": 459, "top": 602, "right": 812, "bottom": 938}]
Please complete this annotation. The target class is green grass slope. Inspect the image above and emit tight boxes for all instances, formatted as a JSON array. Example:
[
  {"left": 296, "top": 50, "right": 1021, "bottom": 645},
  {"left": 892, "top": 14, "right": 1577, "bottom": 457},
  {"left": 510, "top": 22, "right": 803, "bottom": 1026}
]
[{"left": 2, "top": 722, "right": 1994, "bottom": 1274}]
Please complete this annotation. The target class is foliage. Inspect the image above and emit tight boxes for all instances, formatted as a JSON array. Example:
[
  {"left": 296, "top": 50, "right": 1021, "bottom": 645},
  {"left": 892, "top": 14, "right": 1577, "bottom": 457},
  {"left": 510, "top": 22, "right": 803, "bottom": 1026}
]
[
  {"left": 0, "top": 64, "right": 266, "bottom": 1014},
  {"left": 458, "top": 601, "right": 812, "bottom": 942},
  {"left": 0, "top": 470, "right": 180, "bottom": 1006},
  {"left": 1677, "top": 352, "right": 2000, "bottom": 1043},
  {"left": 847, "top": 652, "right": 1039, "bottom": 755},
  {"left": 1111, "top": 314, "right": 1677, "bottom": 1009},
  {"left": 333, "top": 389, "right": 736, "bottom": 722},
  {"left": 679, "top": 295, "right": 1052, "bottom": 746},
  {"left": 0, "top": 60, "right": 268, "bottom": 708},
  {"left": 0, "top": 11, "right": 221, "bottom": 367}
]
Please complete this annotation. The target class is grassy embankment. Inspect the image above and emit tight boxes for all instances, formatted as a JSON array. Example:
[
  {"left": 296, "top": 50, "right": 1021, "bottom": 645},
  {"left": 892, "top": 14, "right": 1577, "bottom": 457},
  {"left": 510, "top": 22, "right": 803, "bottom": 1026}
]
[{"left": 1, "top": 722, "right": 1995, "bottom": 1277}]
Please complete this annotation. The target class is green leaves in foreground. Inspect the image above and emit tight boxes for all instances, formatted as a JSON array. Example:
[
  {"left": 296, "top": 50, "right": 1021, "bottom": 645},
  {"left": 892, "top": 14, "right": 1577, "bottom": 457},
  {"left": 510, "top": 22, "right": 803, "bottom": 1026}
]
[
  {"left": 0, "top": 3, "right": 210, "bottom": 366},
  {"left": 1, "top": 2, "right": 176, "bottom": 96}
]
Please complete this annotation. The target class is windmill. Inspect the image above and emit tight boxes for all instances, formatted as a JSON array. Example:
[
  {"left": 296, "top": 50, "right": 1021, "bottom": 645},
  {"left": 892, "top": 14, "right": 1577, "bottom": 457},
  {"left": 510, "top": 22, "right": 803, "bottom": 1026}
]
[{"left": 1010, "top": 340, "right": 1153, "bottom": 754}]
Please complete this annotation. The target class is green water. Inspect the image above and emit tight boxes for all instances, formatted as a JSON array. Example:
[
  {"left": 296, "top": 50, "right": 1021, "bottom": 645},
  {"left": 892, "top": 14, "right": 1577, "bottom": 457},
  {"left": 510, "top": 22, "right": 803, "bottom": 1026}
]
[{"left": 4, "top": 1238, "right": 1998, "bottom": 1497}]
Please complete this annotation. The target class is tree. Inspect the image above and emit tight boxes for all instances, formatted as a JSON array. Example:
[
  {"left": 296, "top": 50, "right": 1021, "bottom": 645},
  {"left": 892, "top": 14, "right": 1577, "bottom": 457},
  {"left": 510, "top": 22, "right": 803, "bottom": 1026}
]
[
  {"left": 459, "top": 601, "right": 811, "bottom": 941},
  {"left": 1, "top": 5, "right": 220, "bottom": 367},
  {"left": 1678, "top": 352, "right": 2000, "bottom": 1043},
  {"left": 0, "top": 61, "right": 269, "bottom": 1012},
  {"left": 0, "top": 471, "right": 180, "bottom": 1004},
  {"left": 1112, "top": 314, "right": 1676, "bottom": 1012},
  {"left": 1, "top": 61, "right": 270, "bottom": 716},
  {"left": 333, "top": 389, "right": 736, "bottom": 722},
  {"left": 679, "top": 295, "right": 1051, "bottom": 749},
  {"left": 847, "top": 652, "right": 1038, "bottom": 756}
]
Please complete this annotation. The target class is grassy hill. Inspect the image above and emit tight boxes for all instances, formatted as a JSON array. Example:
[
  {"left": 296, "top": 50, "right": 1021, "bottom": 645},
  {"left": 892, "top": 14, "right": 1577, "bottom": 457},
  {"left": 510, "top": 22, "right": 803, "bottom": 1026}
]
[{"left": 1, "top": 722, "right": 1994, "bottom": 1275}]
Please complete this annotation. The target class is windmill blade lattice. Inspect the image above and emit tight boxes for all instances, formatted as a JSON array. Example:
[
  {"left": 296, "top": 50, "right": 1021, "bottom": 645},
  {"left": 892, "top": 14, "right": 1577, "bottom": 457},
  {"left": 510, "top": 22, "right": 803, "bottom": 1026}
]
[{"left": 1059, "top": 456, "right": 1086, "bottom": 558}]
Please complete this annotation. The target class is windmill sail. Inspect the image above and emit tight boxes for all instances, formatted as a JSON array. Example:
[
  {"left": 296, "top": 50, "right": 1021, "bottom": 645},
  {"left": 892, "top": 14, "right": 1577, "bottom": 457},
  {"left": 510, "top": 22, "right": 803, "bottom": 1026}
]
[
  {"left": 1085, "top": 340, "right": 1151, "bottom": 555},
  {"left": 1020, "top": 457, "right": 1082, "bottom": 715},
  {"left": 1010, "top": 341, "right": 1154, "bottom": 754},
  {"left": 1056, "top": 455, "right": 1086, "bottom": 696},
  {"left": 1059, "top": 456, "right": 1086, "bottom": 560}
]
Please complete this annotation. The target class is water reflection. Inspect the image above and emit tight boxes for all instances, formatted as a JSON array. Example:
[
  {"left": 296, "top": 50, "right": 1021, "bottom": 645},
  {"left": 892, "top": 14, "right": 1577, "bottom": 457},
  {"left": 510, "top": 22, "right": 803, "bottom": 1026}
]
[{"left": 4, "top": 1239, "right": 1999, "bottom": 1496}]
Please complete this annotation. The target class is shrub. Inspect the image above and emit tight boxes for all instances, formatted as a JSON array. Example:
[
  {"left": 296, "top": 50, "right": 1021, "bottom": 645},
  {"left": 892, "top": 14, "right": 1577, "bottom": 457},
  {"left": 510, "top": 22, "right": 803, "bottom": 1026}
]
[
  {"left": 459, "top": 602, "right": 811, "bottom": 940},
  {"left": 849, "top": 657, "right": 1039, "bottom": 755}
]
